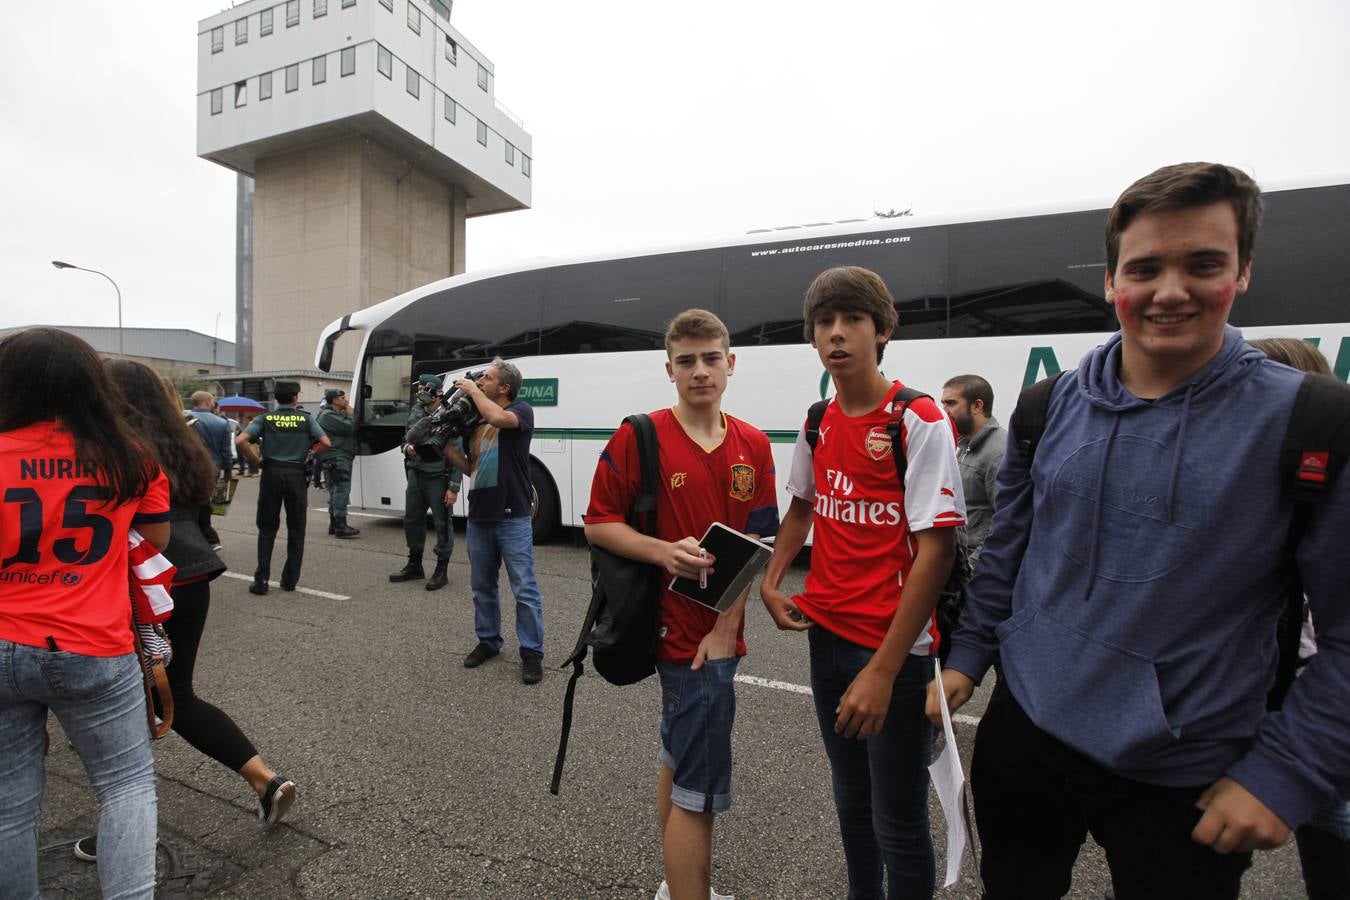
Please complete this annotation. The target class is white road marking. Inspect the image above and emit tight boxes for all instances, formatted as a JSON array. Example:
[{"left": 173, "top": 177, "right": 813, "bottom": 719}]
[
  {"left": 735, "top": 674, "right": 982, "bottom": 725},
  {"left": 310, "top": 507, "right": 402, "bottom": 520},
  {"left": 735, "top": 674, "right": 812, "bottom": 695},
  {"left": 221, "top": 571, "right": 350, "bottom": 601}
]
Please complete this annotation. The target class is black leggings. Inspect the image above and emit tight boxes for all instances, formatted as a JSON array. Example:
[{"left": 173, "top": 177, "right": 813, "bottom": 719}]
[{"left": 164, "top": 579, "right": 258, "bottom": 772}]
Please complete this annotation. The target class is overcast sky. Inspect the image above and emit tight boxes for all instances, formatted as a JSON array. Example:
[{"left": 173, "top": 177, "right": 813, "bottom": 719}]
[{"left": 2, "top": 1, "right": 1347, "bottom": 340}]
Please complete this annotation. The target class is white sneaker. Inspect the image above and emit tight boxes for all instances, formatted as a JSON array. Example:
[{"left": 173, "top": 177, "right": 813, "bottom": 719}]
[{"left": 654, "top": 881, "right": 734, "bottom": 900}]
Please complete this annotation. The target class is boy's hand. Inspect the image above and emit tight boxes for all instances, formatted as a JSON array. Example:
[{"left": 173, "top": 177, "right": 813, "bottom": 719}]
[
  {"left": 1192, "top": 777, "right": 1290, "bottom": 853},
  {"left": 691, "top": 629, "right": 736, "bottom": 670},
  {"left": 661, "top": 536, "right": 713, "bottom": 581},
  {"left": 925, "top": 669, "right": 975, "bottom": 728},
  {"left": 836, "top": 665, "right": 893, "bottom": 739},
  {"left": 760, "top": 584, "right": 812, "bottom": 631}
]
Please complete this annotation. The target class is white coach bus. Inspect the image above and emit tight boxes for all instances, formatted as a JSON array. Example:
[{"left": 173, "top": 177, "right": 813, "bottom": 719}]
[{"left": 315, "top": 179, "right": 1350, "bottom": 542}]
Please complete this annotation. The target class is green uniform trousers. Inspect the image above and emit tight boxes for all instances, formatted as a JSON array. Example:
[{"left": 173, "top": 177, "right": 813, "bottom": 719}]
[
  {"left": 405, "top": 471, "right": 453, "bottom": 562},
  {"left": 324, "top": 454, "right": 353, "bottom": 518}
]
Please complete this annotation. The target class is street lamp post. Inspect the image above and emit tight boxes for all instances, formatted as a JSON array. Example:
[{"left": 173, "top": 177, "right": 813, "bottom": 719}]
[{"left": 51, "top": 260, "right": 124, "bottom": 357}]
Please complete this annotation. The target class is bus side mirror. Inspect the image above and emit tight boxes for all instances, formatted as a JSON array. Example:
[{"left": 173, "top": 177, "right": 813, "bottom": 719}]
[{"left": 362, "top": 383, "right": 373, "bottom": 399}]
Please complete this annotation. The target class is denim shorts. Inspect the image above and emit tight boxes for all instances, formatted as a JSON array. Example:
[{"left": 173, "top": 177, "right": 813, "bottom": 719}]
[{"left": 657, "top": 655, "right": 739, "bottom": 814}]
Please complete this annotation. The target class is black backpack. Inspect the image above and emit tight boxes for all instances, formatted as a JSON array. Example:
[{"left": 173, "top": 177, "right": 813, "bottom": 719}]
[
  {"left": 805, "top": 389, "right": 973, "bottom": 664},
  {"left": 550, "top": 413, "right": 663, "bottom": 794},
  {"left": 1008, "top": 370, "right": 1350, "bottom": 711}
]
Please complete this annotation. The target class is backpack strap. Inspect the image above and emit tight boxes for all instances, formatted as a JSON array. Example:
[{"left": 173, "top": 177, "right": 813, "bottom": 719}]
[
  {"left": 551, "top": 414, "right": 658, "bottom": 795},
  {"left": 1009, "top": 371, "right": 1067, "bottom": 466},
  {"left": 1268, "top": 373, "right": 1350, "bottom": 710},
  {"left": 628, "top": 413, "right": 659, "bottom": 534},
  {"left": 804, "top": 400, "right": 828, "bottom": 452},
  {"left": 886, "top": 386, "right": 929, "bottom": 483}
]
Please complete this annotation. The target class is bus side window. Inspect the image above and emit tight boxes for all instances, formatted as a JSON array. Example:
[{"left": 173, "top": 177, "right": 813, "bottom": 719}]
[
  {"left": 947, "top": 211, "right": 1114, "bottom": 338},
  {"left": 362, "top": 353, "right": 413, "bottom": 426}
]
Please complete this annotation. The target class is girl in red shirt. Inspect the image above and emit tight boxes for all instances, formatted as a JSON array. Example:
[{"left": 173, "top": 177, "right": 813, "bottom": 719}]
[{"left": 0, "top": 328, "right": 170, "bottom": 898}]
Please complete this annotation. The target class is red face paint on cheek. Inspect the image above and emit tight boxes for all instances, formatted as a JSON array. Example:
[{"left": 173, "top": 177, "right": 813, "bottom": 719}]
[
  {"left": 1214, "top": 283, "right": 1237, "bottom": 307},
  {"left": 1112, "top": 288, "right": 1135, "bottom": 317}
]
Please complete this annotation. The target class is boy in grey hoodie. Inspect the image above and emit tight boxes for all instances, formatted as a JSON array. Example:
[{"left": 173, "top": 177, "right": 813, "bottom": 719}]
[{"left": 930, "top": 162, "right": 1350, "bottom": 898}]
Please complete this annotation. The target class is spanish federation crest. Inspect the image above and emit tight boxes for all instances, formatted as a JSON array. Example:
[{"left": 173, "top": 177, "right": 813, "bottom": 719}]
[
  {"left": 729, "top": 464, "right": 755, "bottom": 502},
  {"left": 866, "top": 426, "right": 893, "bottom": 461}
]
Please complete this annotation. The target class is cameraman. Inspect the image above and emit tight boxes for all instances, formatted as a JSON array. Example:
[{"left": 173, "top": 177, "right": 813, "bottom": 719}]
[
  {"left": 390, "top": 374, "right": 463, "bottom": 591},
  {"left": 442, "top": 359, "right": 545, "bottom": 685}
]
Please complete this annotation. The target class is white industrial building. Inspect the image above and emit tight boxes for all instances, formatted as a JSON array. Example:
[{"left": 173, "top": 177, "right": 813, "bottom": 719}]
[{"left": 196, "top": 0, "right": 533, "bottom": 374}]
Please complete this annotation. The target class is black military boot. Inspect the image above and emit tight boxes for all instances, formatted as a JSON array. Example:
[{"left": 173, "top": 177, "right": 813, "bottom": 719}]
[
  {"left": 425, "top": 559, "right": 449, "bottom": 591},
  {"left": 388, "top": 556, "right": 425, "bottom": 582},
  {"left": 333, "top": 518, "right": 361, "bottom": 539},
  {"left": 328, "top": 515, "right": 337, "bottom": 535}
]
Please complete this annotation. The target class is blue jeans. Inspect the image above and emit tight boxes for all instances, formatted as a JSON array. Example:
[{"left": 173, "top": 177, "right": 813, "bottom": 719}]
[
  {"left": 657, "top": 656, "right": 739, "bottom": 814},
  {"left": 0, "top": 641, "right": 157, "bottom": 900},
  {"left": 467, "top": 516, "right": 543, "bottom": 657},
  {"left": 809, "top": 627, "right": 935, "bottom": 900}
]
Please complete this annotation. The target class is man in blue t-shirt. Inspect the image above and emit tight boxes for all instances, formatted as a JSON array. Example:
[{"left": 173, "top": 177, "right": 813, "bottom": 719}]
[{"left": 443, "top": 359, "right": 545, "bottom": 685}]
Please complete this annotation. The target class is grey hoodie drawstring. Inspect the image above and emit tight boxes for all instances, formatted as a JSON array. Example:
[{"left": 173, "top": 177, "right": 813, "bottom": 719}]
[
  {"left": 1084, "top": 415, "right": 1121, "bottom": 601},
  {"left": 1163, "top": 384, "right": 1196, "bottom": 523}
]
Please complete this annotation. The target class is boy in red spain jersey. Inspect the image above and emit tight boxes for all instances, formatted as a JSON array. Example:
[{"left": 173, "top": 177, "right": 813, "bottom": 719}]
[
  {"left": 761, "top": 266, "right": 965, "bottom": 899},
  {"left": 585, "top": 309, "right": 779, "bottom": 900}
]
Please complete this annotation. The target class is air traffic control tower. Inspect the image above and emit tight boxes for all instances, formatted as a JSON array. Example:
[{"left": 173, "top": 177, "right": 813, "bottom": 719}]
[{"left": 197, "top": 0, "right": 532, "bottom": 374}]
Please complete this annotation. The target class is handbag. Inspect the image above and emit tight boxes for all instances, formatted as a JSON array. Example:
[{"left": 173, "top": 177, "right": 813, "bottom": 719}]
[
  {"left": 131, "top": 615, "right": 174, "bottom": 739},
  {"left": 210, "top": 474, "right": 239, "bottom": 516},
  {"left": 128, "top": 529, "right": 177, "bottom": 739}
]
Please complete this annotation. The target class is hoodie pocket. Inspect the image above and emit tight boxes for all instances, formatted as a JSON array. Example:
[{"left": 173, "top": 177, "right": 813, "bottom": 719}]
[{"left": 999, "top": 606, "right": 1179, "bottom": 770}]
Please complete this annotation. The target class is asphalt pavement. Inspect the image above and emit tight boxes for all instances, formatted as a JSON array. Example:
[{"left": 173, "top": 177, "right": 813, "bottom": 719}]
[{"left": 35, "top": 476, "right": 1306, "bottom": 898}]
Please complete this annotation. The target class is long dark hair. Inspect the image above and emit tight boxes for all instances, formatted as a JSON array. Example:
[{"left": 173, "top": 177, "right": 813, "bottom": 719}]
[
  {"left": 0, "top": 328, "right": 153, "bottom": 506},
  {"left": 105, "top": 359, "right": 217, "bottom": 506}
]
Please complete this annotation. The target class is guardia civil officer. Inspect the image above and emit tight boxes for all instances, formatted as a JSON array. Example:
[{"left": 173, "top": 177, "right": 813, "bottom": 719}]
[
  {"left": 236, "top": 381, "right": 330, "bottom": 594},
  {"left": 390, "top": 374, "right": 463, "bottom": 591},
  {"left": 316, "top": 388, "right": 360, "bottom": 539}
]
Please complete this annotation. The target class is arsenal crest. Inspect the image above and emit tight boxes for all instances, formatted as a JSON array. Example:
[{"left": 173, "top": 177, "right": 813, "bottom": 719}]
[
  {"left": 866, "top": 426, "right": 893, "bottom": 461},
  {"left": 729, "top": 463, "right": 755, "bottom": 502}
]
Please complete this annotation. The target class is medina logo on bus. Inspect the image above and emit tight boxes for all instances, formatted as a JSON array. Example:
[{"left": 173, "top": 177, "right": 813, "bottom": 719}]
[{"left": 518, "top": 378, "right": 559, "bottom": 406}]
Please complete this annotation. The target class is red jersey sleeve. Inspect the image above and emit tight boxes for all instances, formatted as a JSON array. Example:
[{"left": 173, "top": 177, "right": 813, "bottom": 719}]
[
  {"left": 745, "top": 432, "right": 780, "bottom": 538},
  {"left": 583, "top": 422, "right": 640, "bottom": 526},
  {"left": 901, "top": 397, "right": 966, "bottom": 530},
  {"left": 132, "top": 468, "right": 171, "bottom": 525}
]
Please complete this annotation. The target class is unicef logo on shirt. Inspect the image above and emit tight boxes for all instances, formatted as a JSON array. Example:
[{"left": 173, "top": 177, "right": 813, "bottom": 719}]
[{"left": 60, "top": 572, "right": 81, "bottom": 587}]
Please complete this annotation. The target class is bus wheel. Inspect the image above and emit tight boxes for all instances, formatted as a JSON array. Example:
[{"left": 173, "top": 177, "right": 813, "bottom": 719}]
[{"left": 530, "top": 459, "right": 558, "bottom": 544}]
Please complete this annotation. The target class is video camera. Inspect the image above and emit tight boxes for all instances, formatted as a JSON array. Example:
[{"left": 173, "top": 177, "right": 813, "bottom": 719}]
[{"left": 405, "top": 370, "right": 485, "bottom": 462}]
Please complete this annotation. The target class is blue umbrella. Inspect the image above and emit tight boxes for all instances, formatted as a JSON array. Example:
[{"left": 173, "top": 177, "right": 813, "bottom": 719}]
[{"left": 217, "top": 395, "right": 265, "bottom": 412}]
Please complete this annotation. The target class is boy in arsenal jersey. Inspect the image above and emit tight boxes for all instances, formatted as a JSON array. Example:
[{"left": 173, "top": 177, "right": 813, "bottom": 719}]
[
  {"left": 761, "top": 266, "right": 966, "bottom": 899},
  {"left": 585, "top": 309, "right": 779, "bottom": 900}
]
